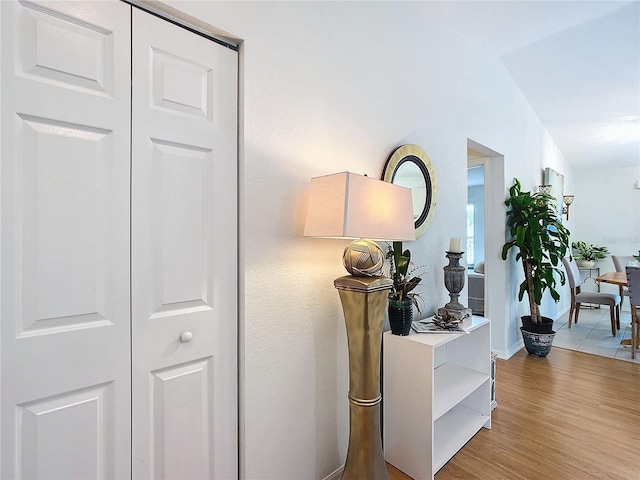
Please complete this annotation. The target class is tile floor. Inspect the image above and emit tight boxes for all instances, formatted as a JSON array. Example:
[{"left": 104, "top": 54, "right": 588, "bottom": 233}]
[{"left": 553, "top": 303, "right": 640, "bottom": 364}]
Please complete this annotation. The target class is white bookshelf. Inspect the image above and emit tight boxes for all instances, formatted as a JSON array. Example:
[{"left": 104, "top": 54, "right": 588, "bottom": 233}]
[{"left": 383, "top": 316, "right": 491, "bottom": 480}]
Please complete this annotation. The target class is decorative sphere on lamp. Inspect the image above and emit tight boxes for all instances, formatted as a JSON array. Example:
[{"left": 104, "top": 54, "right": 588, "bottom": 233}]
[{"left": 342, "top": 239, "right": 384, "bottom": 277}]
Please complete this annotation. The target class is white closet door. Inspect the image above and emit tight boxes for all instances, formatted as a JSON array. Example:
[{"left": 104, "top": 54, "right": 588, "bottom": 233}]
[
  {"left": 131, "top": 9, "right": 238, "bottom": 480},
  {"left": 0, "top": 1, "right": 132, "bottom": 478}
]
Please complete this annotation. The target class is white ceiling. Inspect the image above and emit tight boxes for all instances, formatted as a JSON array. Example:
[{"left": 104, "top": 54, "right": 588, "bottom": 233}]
[{"left": 417, "top": 0, "right": 640, "bottom": 173}]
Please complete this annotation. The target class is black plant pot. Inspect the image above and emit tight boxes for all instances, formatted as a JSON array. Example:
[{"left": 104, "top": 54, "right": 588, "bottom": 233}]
[
  {"left": 521, "top": 315, "right": 554, "bottom": 334},
  {"left": 521, "top": 315, "right": 555, "bottom": 357},
  {"left": 388, "top": 300, "right": 413, "bottom": 336}
]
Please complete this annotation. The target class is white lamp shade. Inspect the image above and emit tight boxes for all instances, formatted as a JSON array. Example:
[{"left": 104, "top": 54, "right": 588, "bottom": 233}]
[{"left": 303, "top": 171, "right": 415, "bottom": 241}]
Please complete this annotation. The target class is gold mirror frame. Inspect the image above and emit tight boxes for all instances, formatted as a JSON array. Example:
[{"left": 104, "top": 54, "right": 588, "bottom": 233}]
[{"left": 382, "top": 144, "right": 437, "bottom": 239}]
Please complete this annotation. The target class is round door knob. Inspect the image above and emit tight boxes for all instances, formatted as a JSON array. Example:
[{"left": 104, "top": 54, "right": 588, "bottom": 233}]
[{"left": 180, "top": 331, "right": 193, "bottom": 343}]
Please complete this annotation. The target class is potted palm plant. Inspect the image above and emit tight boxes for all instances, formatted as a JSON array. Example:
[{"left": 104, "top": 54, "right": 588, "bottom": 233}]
[
  {"left": 501, "top": 178, "right": 571, "bottom": 357},
  {"left": 386, "top": 242, "right": 426, "bottom": 335}
]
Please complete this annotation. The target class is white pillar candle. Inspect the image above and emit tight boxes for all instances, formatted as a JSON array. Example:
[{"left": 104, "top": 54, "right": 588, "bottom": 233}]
[{"left": 449, "top": 237, "right": 462, "bottom": 253}]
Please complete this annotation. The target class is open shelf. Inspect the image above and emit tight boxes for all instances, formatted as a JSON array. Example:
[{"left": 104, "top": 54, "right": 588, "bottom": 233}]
[
  {"left": 433, "top": 363, "right": 490, "bottom": 420},
  {"left": 433, "top": 404, "right": 490, "bottom": 473}
]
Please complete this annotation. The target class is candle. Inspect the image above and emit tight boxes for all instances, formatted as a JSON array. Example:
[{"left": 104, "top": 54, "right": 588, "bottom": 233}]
[{"left": 449, "top": 237, "right": 461, "bottom": 253}]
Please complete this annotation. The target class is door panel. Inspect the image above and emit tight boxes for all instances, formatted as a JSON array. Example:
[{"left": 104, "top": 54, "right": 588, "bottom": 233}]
[
  {"left": 149, "top": 139, "right": 213, "bottom": 314},
  {"left": 150, "top": 357, "right": 214, "bottom": 479},
  {"left": 19, "top": 4, "right": 114, "bottom": 95},
  {"left": 1, "top": 1, "right": 131, "bottom": 478},
  {"left": 152, "top": 48, "right": 213, "bottom": 119},
  {"left": 18, "top": 382, "right": 115, "bottom": 479},
  {"left": 18, "top": 115, "right": 114, "bottom": 334},
  {"left": 132, "top": 8, "right": 238, "bottom": 480}
]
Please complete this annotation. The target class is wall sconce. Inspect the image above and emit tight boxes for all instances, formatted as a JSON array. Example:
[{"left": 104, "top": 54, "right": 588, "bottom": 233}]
[
  {"left": 304, "top": 171, "right": 414, "bottom": 480},
  {"left": 563, "top": 195, "right": 574, "bottom": 220}
]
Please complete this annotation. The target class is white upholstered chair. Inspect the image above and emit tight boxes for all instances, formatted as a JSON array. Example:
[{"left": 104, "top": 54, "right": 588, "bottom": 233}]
[
  {"left": 562, "top": 257, "right": 621, "bottom": 336},
  {"left": 624, "top": 266, "right": 640, "bottom": 359}
]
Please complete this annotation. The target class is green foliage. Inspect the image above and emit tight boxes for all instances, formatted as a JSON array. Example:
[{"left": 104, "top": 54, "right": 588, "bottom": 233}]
[
  {"left": 501, "top": 178, "right": 571, "bottom": 324},
  {"left": 387, "top": 241, "right": 426, "bottom": 312},
  {"left": 571, "top": 241, "right": 608, "bottom": 262}
]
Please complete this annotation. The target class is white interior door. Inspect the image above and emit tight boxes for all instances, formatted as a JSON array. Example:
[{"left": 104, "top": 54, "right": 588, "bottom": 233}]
[
  {"left": 0, "top": 1, "right": 132, "bottom": 478},
  {"left": 1, "top": 3, "right": 238, "bottom": 478},
  {"left": 131, "top": 8, "right": 238, "bottom": 480}
]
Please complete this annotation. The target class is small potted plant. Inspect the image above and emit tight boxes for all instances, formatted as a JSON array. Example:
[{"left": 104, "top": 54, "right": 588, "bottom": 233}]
[
  {"left": 501, "top": 178, "right": 570, "bottom": 357},
  {"left": 386, "top": 242, "right": 426, "bottom": 335},
  {"left": 571, "top": 241, "right": 609, "bottom": 268}
]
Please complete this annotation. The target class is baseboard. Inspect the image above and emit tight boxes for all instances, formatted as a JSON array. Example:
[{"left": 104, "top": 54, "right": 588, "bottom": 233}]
[
  {"left": 495, "top": 340, "right": 524, "bottom": 360},
  {"left": 323, "top": 466, "right": 343, "bottom": 480}
]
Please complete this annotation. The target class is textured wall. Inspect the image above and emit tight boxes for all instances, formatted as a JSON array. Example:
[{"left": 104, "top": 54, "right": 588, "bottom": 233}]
[{"left": 165, "top": 1, "right": 570, "bottom": 478}]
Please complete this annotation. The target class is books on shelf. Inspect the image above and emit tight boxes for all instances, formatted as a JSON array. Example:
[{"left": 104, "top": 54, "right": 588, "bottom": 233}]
[{"left": 411, "top": 316, "right": 469, "bottom": 334}]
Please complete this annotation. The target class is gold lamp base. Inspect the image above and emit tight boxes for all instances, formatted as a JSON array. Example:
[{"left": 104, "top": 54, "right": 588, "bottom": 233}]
[{"left": 334, "top": 275, "right": 392, "bottom": 480}]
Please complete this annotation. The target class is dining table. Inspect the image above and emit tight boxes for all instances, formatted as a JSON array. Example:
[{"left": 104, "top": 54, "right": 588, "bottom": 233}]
[
  {"left": 596, "top": 271, "right": 632, "bottom": 347},
  {"left": 596, "top": 271, "right": 627, "bottom": 288}
]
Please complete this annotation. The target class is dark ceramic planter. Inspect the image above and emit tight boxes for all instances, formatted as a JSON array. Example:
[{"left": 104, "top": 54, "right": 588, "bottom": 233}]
[
  {"left": 388, "top": 300, "right": 413, "bottom": 336},
  {"left": 521, "top": 315, "right": 555, "bottom": 357},
  {"left": 520, "top": 328, "right": 556, "bottom": 357}
]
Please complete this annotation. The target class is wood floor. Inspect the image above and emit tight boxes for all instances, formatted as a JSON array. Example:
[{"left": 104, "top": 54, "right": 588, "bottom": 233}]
[{"left": 387, "top": 347, "right": 640, "bottom": 480}]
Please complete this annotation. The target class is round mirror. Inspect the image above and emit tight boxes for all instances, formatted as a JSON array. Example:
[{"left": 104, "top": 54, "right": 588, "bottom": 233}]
[{"left": 382, "top": 144, "right": 437, "bottom": 239}]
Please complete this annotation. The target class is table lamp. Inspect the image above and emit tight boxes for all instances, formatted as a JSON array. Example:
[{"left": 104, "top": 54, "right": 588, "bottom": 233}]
[{"left": 304, "top": 172, "right": 415, "bottom": 479}]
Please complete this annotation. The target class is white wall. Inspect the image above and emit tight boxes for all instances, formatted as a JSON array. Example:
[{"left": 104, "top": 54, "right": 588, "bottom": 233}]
[
  {"left": 164, "top": 1, "right": 572, "bottom": 478},
  {"left": 572, "top": 166, "right": 640, "bottom": 295}
]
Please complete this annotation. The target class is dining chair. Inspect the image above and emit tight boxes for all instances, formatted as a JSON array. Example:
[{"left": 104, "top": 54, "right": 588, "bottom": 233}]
[
  {"left": 562, "top": 257, "right": 621, "bottom": 336},
  {"left": 612, "top": 255, "right": 635, "bottom": 310},
  {"left": 625, "top": 266, "right": 640, "bottom": 359}
]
